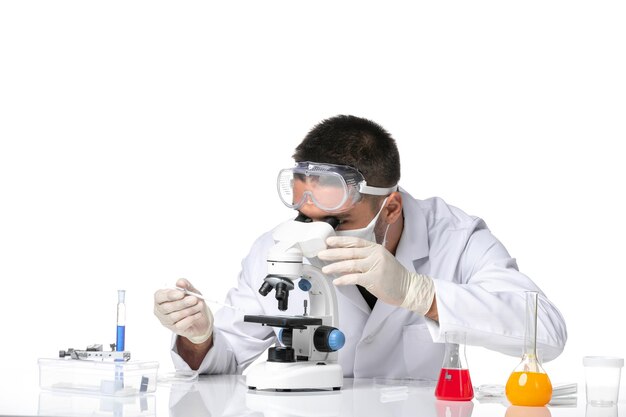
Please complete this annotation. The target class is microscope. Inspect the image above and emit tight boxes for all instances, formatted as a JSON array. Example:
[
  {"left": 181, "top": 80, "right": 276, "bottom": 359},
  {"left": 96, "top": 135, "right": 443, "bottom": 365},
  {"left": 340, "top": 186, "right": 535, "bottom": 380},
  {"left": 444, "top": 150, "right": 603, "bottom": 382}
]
[{"left": 244, "top": 215, "right": 345, "bottom": 391}]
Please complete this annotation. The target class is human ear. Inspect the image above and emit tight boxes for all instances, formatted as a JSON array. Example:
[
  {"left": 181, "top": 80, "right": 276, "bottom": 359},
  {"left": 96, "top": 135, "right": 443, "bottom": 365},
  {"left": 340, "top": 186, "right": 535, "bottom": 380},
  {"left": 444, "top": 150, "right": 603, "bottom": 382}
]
[{"left": 383, "top": 192, "right": 403, "bottom": 224}]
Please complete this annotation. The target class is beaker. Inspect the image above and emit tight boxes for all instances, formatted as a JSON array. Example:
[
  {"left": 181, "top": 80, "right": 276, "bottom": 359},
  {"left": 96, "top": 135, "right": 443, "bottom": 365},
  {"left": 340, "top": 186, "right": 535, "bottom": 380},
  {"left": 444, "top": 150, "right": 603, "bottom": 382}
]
[
  {"left": 435, "top": 332, "right": 474, "bottom": 401},
  {"left": 505, "top": 291, "right": 553, "bottom": 406}
]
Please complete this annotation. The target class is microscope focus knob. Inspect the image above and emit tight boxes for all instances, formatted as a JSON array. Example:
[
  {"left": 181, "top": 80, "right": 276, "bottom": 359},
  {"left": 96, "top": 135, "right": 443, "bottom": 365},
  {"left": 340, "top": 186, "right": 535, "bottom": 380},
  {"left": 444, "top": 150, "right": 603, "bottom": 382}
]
[{"left": 313, "top": 326, "right": 346, "bottom": 352}]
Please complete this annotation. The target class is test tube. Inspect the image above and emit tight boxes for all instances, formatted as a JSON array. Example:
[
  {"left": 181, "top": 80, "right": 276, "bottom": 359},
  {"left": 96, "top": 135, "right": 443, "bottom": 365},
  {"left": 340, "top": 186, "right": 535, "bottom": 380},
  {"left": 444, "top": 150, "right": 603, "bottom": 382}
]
[{"left": 116, "top": 290, "right": 126, "bottom": 351}]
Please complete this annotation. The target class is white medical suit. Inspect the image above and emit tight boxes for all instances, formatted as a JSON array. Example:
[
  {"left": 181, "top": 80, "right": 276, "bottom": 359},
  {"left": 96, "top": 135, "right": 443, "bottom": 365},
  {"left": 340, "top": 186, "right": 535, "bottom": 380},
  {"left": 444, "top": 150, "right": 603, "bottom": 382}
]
[{"left": 171, "top": 190, "right": 567, "bottom": 379}]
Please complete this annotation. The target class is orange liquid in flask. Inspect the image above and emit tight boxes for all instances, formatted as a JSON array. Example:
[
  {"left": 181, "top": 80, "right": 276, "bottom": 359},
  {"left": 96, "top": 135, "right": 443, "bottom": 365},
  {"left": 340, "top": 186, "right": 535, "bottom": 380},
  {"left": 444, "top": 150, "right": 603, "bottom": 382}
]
[
  {"left": 506, "top": 371, "right": 552, "bottom": 407},
  {"left": 505, "top": 291, "right": 553, "bottom": 406}
]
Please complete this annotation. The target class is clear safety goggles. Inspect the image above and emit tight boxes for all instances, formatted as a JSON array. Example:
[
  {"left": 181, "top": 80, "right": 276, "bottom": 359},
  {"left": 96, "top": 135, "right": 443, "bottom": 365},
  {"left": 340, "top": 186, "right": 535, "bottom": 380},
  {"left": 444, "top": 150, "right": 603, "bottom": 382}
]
[{"left": 277, "top": 161, "right": 398, "bottom": 213}]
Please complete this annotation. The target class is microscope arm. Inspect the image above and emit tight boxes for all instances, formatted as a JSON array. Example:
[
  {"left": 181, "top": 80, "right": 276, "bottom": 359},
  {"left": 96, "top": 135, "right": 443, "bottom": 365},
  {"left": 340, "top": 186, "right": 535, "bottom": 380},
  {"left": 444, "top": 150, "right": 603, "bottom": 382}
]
[{"left": 301, "top": 264, "right": 339, "bottom": 328}]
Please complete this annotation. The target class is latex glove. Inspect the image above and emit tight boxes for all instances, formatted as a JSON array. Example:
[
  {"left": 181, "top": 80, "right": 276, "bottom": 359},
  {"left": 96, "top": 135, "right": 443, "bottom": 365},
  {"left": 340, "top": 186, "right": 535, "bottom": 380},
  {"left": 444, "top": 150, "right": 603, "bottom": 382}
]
[
  {"left": 154, "top": 278, "right": 214, "bottom": 344},
  {"left": 318, "top": 236, "right": 436, "bottom": 315}
]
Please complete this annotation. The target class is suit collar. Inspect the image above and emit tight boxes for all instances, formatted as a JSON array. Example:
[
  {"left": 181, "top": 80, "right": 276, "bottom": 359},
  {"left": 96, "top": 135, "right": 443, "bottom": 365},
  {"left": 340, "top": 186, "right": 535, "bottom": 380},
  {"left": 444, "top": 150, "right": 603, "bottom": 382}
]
[{"left": 395, "top": 188, "right": 429, "bottom": 267}]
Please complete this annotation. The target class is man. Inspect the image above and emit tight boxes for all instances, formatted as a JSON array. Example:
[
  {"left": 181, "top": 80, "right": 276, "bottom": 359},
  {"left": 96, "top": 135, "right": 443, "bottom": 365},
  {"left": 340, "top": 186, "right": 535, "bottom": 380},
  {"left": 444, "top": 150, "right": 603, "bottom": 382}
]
[{"left": 154, "top": 115, "right": 567, "bottom": 378}]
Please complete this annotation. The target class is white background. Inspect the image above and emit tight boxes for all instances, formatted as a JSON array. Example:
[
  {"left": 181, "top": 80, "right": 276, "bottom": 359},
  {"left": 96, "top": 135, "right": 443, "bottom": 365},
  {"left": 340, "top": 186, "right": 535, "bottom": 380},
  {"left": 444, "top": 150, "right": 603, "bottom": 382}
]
[{"left": 1, "top": 0, "right": 625, "bottom": 406}]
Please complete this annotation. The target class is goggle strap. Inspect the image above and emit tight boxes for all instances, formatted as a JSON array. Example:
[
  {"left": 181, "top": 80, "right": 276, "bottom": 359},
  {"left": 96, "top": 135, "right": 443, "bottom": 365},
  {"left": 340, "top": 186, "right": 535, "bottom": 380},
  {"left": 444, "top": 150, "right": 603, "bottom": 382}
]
[{"left": 359, "top": 182, "right": 398, "bottom": 196}]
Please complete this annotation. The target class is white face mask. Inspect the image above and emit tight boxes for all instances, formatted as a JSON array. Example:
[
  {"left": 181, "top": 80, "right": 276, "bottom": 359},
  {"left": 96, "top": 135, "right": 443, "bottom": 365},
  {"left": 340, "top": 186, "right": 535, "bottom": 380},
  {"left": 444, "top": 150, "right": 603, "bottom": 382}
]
[{"left": 335, "top": 198, "right": 389, "bottom": 244}]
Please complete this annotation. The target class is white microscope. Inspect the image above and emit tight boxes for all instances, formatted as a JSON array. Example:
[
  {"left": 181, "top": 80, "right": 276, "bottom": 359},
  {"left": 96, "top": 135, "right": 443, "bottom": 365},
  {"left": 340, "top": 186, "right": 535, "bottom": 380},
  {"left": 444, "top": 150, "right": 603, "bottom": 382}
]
[{"left": 244, "top": 215, "right": 345, "bottom": 391}]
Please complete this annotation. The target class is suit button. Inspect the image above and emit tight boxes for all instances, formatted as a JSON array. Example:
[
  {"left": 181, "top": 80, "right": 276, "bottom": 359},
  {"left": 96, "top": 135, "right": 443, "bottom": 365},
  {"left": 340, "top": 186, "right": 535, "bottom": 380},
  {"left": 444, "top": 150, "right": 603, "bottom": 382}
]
[{"left": 363, "top": 335, "right": 374, "bottom": 344}]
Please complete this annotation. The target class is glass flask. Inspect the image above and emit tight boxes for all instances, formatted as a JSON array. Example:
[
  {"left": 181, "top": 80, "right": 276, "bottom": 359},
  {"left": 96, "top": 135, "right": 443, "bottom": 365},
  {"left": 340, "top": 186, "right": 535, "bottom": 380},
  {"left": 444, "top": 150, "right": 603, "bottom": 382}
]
[
  {"left": 435, "top": 332, "right": 474, "bottom": 401},
  {"left": 505, "top": 291, "right": 553, "bottom": 406}
]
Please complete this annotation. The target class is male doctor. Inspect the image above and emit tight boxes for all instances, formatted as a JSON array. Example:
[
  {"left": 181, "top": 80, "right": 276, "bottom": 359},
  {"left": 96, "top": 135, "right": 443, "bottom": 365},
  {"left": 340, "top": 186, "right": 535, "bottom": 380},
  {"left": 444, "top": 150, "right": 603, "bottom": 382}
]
[{"left": 154, "top": 115, "right": 567, "bottom": 378}]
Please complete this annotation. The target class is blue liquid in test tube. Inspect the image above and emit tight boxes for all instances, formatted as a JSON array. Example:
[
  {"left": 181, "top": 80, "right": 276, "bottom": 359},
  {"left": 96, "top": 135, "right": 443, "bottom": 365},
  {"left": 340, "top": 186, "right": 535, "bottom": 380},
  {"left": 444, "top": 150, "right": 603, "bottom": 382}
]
[
  {"left": 115, "top": 290, "right": 126, "bottom": 392},
  {"left": 116, "top": 290, "right": 126, "bottom": 351}
]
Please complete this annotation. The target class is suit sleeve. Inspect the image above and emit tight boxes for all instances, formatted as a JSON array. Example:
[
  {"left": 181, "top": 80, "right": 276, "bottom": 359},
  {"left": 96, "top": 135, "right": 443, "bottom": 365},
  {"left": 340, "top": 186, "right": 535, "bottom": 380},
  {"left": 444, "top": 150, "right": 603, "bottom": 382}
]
[
  {"left": 170, "top": 233, "right": 277, "bottom": 374},
  {"left": 426, "top": 222, "right": 567, "bottom": 362}
]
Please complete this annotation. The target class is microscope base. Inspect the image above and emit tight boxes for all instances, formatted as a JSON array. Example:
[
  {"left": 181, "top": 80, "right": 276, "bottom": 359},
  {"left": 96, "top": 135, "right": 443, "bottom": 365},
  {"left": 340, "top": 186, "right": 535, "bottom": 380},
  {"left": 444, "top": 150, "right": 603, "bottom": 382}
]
[{"left": 246, "top": 361, "right": 343, "bottom": 391}]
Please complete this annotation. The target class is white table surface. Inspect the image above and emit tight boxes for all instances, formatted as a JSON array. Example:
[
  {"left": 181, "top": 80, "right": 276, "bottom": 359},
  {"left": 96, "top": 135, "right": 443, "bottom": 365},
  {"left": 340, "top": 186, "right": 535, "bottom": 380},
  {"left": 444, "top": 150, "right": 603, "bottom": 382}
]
[{"left": 0, "top": 372, "right": 622, "bottom": 417}]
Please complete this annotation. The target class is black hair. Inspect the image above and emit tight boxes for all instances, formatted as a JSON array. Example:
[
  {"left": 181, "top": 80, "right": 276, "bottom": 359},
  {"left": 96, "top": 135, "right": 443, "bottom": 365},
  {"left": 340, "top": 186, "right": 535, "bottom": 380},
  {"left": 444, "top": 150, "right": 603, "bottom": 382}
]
[{"left": 293, "top": 115, "right": 401, "bottom": 188}]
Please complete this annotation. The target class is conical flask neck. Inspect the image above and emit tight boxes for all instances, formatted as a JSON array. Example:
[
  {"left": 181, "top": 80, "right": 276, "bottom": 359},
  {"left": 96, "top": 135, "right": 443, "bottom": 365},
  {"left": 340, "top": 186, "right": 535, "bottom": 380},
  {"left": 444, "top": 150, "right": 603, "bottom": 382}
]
[
  {"left": 517, "top": 292, "right": 547, "bottom": 373},
  {"left": 442, "top": 341, "right": 469, "bottom": 370},
  {"left": 516, "top": 353, "right": 547, "bottom": 374},
  {"left": 523, "top": 291, "right": 539, "bottom": 357}
]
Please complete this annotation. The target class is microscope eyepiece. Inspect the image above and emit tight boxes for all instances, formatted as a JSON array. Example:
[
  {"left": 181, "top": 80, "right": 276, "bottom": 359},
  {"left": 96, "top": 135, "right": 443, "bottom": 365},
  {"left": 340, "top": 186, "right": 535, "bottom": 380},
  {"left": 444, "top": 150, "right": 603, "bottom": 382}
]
[
  {"left": 294, "top": 213, "right": 339, "bottom": 229},
  {"left": 323, "top": 216, "right": 340, "bottom": 230},
  {"left": 294, "top": 213, "right": 312, "bottom": 223}
]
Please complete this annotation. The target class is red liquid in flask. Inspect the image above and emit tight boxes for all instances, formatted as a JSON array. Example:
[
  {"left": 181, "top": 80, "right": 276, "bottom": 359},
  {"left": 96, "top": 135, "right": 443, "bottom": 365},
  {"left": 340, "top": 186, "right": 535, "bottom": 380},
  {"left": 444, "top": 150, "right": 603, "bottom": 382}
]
[{"left": 435, "top": 368, "right": 474, "bottom": 401}]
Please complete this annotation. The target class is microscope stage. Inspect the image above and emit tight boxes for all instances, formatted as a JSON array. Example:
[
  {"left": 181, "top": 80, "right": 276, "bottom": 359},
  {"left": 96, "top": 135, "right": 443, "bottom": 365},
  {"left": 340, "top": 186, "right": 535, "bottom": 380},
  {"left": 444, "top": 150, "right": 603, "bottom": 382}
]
[{"left": 244, "top": 315, "right": 323, "bottom": 329}]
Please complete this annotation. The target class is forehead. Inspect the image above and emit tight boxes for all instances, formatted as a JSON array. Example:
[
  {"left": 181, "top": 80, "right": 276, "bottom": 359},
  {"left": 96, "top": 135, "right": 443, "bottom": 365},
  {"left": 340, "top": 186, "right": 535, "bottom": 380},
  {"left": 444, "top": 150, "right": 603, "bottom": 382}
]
[{"left": 292, "top": 177, "right": 345, "bottom": 193}]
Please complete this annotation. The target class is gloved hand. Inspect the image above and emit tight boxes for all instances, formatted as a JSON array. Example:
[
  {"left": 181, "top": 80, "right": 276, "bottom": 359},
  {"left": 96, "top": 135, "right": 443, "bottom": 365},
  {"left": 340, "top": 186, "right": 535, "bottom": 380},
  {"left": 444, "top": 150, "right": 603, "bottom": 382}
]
[
  {"left": 318, "top": 236, "right": 436, "bottom": 315},
  {"left": 154, "top": 278, "right": 214, "bottom": 344}
]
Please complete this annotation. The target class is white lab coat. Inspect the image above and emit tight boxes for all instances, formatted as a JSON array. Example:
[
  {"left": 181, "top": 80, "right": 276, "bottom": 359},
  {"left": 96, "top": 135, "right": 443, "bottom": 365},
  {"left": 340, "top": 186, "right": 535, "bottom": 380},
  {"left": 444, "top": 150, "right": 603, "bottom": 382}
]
[{"left": 171, "top": 190, "right": 567, "bottom": 379}]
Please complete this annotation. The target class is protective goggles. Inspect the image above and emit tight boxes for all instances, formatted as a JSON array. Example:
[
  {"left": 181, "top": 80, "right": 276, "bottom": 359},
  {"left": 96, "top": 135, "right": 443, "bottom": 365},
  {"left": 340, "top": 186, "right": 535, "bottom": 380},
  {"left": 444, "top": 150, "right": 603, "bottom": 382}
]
[{"left": 277, "top": 161, "right": 398, "bottom": 213}]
